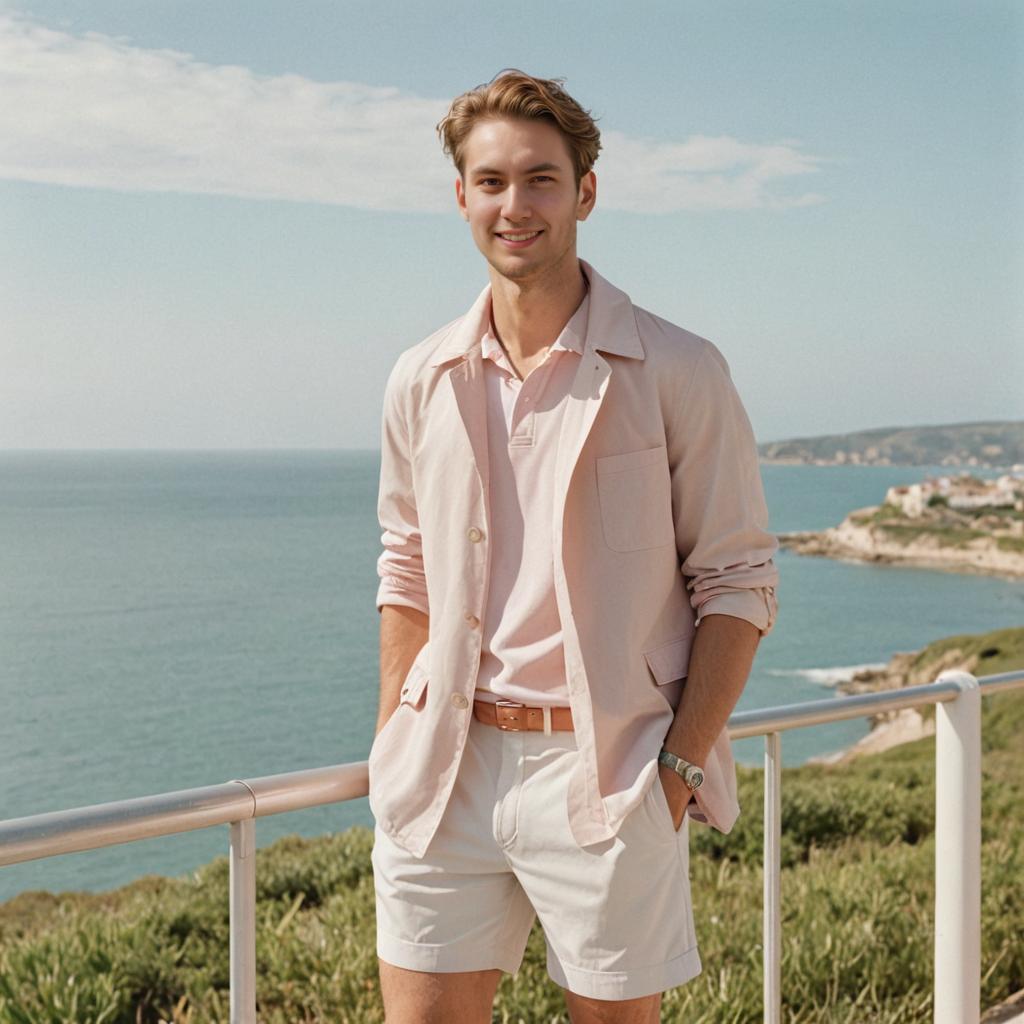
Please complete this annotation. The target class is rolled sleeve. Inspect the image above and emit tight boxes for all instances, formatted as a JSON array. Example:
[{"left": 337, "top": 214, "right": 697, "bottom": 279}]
[
  {"left": 692, "top": 584, "right": 778, "bottom": 635},
  {"left": 668, "top": 340, "right": 780, "bottom": 637},
  {"left": 375, "top": 358, "right": 429, "bottom": 617}
]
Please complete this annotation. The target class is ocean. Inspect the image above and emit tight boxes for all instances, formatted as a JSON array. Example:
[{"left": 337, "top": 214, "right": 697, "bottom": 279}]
[{"left": 1, "top": 451, "right": 1020, "bottom": 902}]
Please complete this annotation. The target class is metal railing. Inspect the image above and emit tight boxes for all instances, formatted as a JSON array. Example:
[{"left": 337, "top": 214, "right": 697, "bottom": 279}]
[
  {"left": 727, "top": 668, "right": 1023, "bottom": 1024},
  {"left": 1, "top": 668, "right": 1021, "bottom": 1023}
]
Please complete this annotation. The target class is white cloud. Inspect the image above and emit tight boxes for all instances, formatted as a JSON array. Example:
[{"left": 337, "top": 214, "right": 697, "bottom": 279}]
[
  {"left": 0, "top": 12, "right": 828, "bottom": 213},
  {"left": 597, "top": 131, "right": 828, "bottom": 212}
]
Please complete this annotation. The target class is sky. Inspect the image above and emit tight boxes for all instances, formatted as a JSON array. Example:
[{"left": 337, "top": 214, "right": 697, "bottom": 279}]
[{"left": 1, "top": 0, "right": 1021, "bottom": 449}]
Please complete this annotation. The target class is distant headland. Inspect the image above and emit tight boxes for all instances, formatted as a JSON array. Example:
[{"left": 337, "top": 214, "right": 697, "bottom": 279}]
[{"left": 758, "top": 419, "right": 1024, "bottom": 469}]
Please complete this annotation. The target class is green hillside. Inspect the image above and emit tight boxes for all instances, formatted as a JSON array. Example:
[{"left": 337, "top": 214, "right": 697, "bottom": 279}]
[{"left": 1, "top": 628, "right": 1021, "bottom": 1023}]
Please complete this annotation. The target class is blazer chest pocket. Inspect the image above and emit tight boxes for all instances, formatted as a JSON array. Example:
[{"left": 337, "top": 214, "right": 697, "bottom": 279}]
[{"left": 595, "top": 444, "right": 675, "bottom": 552}]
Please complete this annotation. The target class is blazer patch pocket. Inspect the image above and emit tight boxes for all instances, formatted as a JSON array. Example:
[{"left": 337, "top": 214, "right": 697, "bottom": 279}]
[
  {"left": 643, "top": 634, "right": 693, "bottom": 685},
  {"left": 368, "top": 664, "right": 429, "bottom": 774},
  {"left": 595, "top": 444, "right": 676, "bottom": 552},
  {"left": 399, "top": 665, "right": 430, "bottom": 710}
]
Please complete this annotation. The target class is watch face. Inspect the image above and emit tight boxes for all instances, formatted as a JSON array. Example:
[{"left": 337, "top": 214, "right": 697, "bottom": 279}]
[{"left": 686, "top": 766, "right": 705, "bottom": 789}]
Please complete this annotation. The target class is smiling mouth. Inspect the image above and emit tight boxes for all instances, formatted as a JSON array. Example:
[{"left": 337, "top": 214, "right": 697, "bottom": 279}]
[{"left": 496, "top": 230, "right": 542, "bottom": 241}]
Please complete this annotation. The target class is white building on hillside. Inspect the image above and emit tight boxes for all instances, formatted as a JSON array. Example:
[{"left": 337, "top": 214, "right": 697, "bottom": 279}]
[{"left": 884, "top": 472, "right": 1023, "bottom": 517}]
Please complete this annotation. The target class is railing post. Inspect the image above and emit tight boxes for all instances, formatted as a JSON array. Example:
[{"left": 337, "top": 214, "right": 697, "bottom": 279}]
[
  {"left": 230, "top": 819, "right": 257, "bottom": 1024},
  {"left": 933, "top": 671, "right": 981, "bottom": 1024},
  {"left": 764, "top": 731, "right": 782, "bottom": 1024}
]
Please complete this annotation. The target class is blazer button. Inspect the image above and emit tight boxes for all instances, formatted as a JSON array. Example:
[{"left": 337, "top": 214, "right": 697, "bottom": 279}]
[
  {"left": 464, "top": 612, "right": 480, "bottom": 628},
  {"left": 467, "top": 526, "right": 484, "bottom": 542},
  {"left": 451, "top": 694, "right": 469, "bottom": 709}
]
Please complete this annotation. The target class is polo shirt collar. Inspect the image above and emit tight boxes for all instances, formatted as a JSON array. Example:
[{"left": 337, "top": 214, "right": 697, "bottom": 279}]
[
  {"left": 480, "top": 286, "right": 589, "bottom": 369},
  {"left": 428, "top": 259, "right": 643, "bottom": 368}
]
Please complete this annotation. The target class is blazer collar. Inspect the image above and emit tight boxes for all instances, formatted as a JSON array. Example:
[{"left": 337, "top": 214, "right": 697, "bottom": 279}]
[{"left": 428, "top": 259, "right": 644, "bottom": 368}]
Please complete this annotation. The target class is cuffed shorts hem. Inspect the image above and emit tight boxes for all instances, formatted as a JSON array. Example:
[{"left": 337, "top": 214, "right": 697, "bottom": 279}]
[
  {"left": 376, "top": 926, "right": 528, "bottom": 978},
  {"left": 546, "top": 944, "right": 702, "bottom": 1001}
]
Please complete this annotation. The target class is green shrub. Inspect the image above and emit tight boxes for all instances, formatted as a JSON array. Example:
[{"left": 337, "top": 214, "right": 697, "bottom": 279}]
[{"left": 1, "top": 644, "right": 1021, "bottom": 1022}]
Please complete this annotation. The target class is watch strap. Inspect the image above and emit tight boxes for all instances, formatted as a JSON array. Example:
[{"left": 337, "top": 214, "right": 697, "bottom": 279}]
[{"left": 658, "top": 748, "right": 706, "bottom": 790}]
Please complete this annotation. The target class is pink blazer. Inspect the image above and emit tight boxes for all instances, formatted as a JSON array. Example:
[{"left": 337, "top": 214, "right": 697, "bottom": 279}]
[{"left": 371, "top": 259, "right": 779, "bottom": 858}]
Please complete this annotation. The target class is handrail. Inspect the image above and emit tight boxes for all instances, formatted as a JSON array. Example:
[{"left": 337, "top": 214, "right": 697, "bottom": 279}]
[
  {"left": 1, "top": 669, "right": 1022, "bottom": 1023},
  {"left": 0, "top": 764, "right": 368, "bottom": 867},
  {"left": 728, "top": 677, "right": 966, "bottom": 738},
  {"left": 0, "top": 676, "right": 1002, "bottom": 867}
]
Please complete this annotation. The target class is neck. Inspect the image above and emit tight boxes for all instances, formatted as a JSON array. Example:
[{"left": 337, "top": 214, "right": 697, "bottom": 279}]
[{"left": 488, "top": 252, "right": 587, "bottom": 362}]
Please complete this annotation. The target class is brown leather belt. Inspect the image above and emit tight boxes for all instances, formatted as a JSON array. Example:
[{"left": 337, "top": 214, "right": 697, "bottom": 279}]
[{"left": 473, "top": 698, "right": 575, "bottom": 732}]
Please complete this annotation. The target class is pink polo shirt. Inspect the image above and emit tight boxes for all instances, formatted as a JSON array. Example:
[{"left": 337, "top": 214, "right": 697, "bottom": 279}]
[{"left": 471, "top": 288, "right": 590, "bottom": 710}]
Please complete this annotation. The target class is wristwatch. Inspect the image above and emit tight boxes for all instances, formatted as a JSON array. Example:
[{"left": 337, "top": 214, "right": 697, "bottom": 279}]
[{"left": 658, "top": 749, "right": 705, "bottom": 792}]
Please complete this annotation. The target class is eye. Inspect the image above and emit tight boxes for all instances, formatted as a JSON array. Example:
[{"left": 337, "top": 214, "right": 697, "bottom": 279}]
[
  {"left": 533, "top": 175, "right": 554, "bottom": 183},
  {"left": 478, "top": 178, "right": 501, "bottom": 187}
]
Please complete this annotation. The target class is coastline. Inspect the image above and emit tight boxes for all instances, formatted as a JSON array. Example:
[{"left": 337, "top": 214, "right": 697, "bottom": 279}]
[
  {"left": 803, "top": 640, "right": 986, "bottom": 766},
  {"left": 778, "top": 515, "right": 1024, "bottom": 580},
  {"left": 807, "top": 706, "right": 935, "bottom": 765}
]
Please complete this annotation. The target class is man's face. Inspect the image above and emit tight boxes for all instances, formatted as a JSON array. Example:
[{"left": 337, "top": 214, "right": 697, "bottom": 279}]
[{"left": 455, "top": 117, "right": 596, "bottom": 284}]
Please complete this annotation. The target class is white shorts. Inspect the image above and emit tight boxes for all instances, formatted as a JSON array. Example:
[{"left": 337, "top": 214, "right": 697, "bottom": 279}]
[{"left": 371, "top": 709, "right": 701, "bottom": 1001}]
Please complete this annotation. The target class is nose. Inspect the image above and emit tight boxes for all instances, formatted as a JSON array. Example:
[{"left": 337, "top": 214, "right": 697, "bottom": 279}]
[{"left": 500, "top": 184, "right": 531, "bottom": 222}]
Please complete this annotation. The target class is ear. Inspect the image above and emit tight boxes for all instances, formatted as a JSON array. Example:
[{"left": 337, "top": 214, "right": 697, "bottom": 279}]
[
  {"left": 576, "top": 170, "right": 597, "bottom": 222},
  {"left": 455, "top": 176, "right": 469, "bottom": 222}
]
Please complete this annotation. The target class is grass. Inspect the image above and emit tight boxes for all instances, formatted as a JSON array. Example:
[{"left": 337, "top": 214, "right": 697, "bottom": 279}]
[
  {"left": 875, "top": 522, "right": 989, "bottom": 548},
  {"left": 0, "top": 628, "right": 1021, "bottom": 1023},
  {"left": 960, "top": 505, "right": 1024, "bottom": 523},
  {"left": 847, "top": 501, "right": 1023, "bottom": 553}
]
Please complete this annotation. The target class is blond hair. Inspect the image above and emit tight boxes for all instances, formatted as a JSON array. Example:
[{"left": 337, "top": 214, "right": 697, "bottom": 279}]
[{"left": 436, "top": 69, "right": 601, "bottom": 187}]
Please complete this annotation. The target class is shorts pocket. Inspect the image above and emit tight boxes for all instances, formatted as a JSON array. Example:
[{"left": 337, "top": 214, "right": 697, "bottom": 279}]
[
  {"left": 655, "top": 771, "right": 685, "bottom": 837},
  {"left": 595, "top": 444, "right": 675, "bottom": 552},
  {"left": 642, "top": 770, "right": 683, "bottom": 843}
]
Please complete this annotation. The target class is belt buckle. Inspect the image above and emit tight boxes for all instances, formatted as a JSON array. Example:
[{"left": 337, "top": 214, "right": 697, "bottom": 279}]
[{"left": 494, "top": 699, "right": 528, "bottom": 731}]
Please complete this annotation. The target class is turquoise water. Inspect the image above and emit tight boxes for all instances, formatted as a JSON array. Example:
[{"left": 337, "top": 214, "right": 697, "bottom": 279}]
[{"left": 1, "top": 452, "right": 1020, "bottom": 901}]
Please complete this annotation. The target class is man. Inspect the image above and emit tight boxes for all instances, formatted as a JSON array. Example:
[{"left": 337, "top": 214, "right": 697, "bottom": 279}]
[{"left": 370, "top": 69, "right": 779, "bottom": 1024}]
